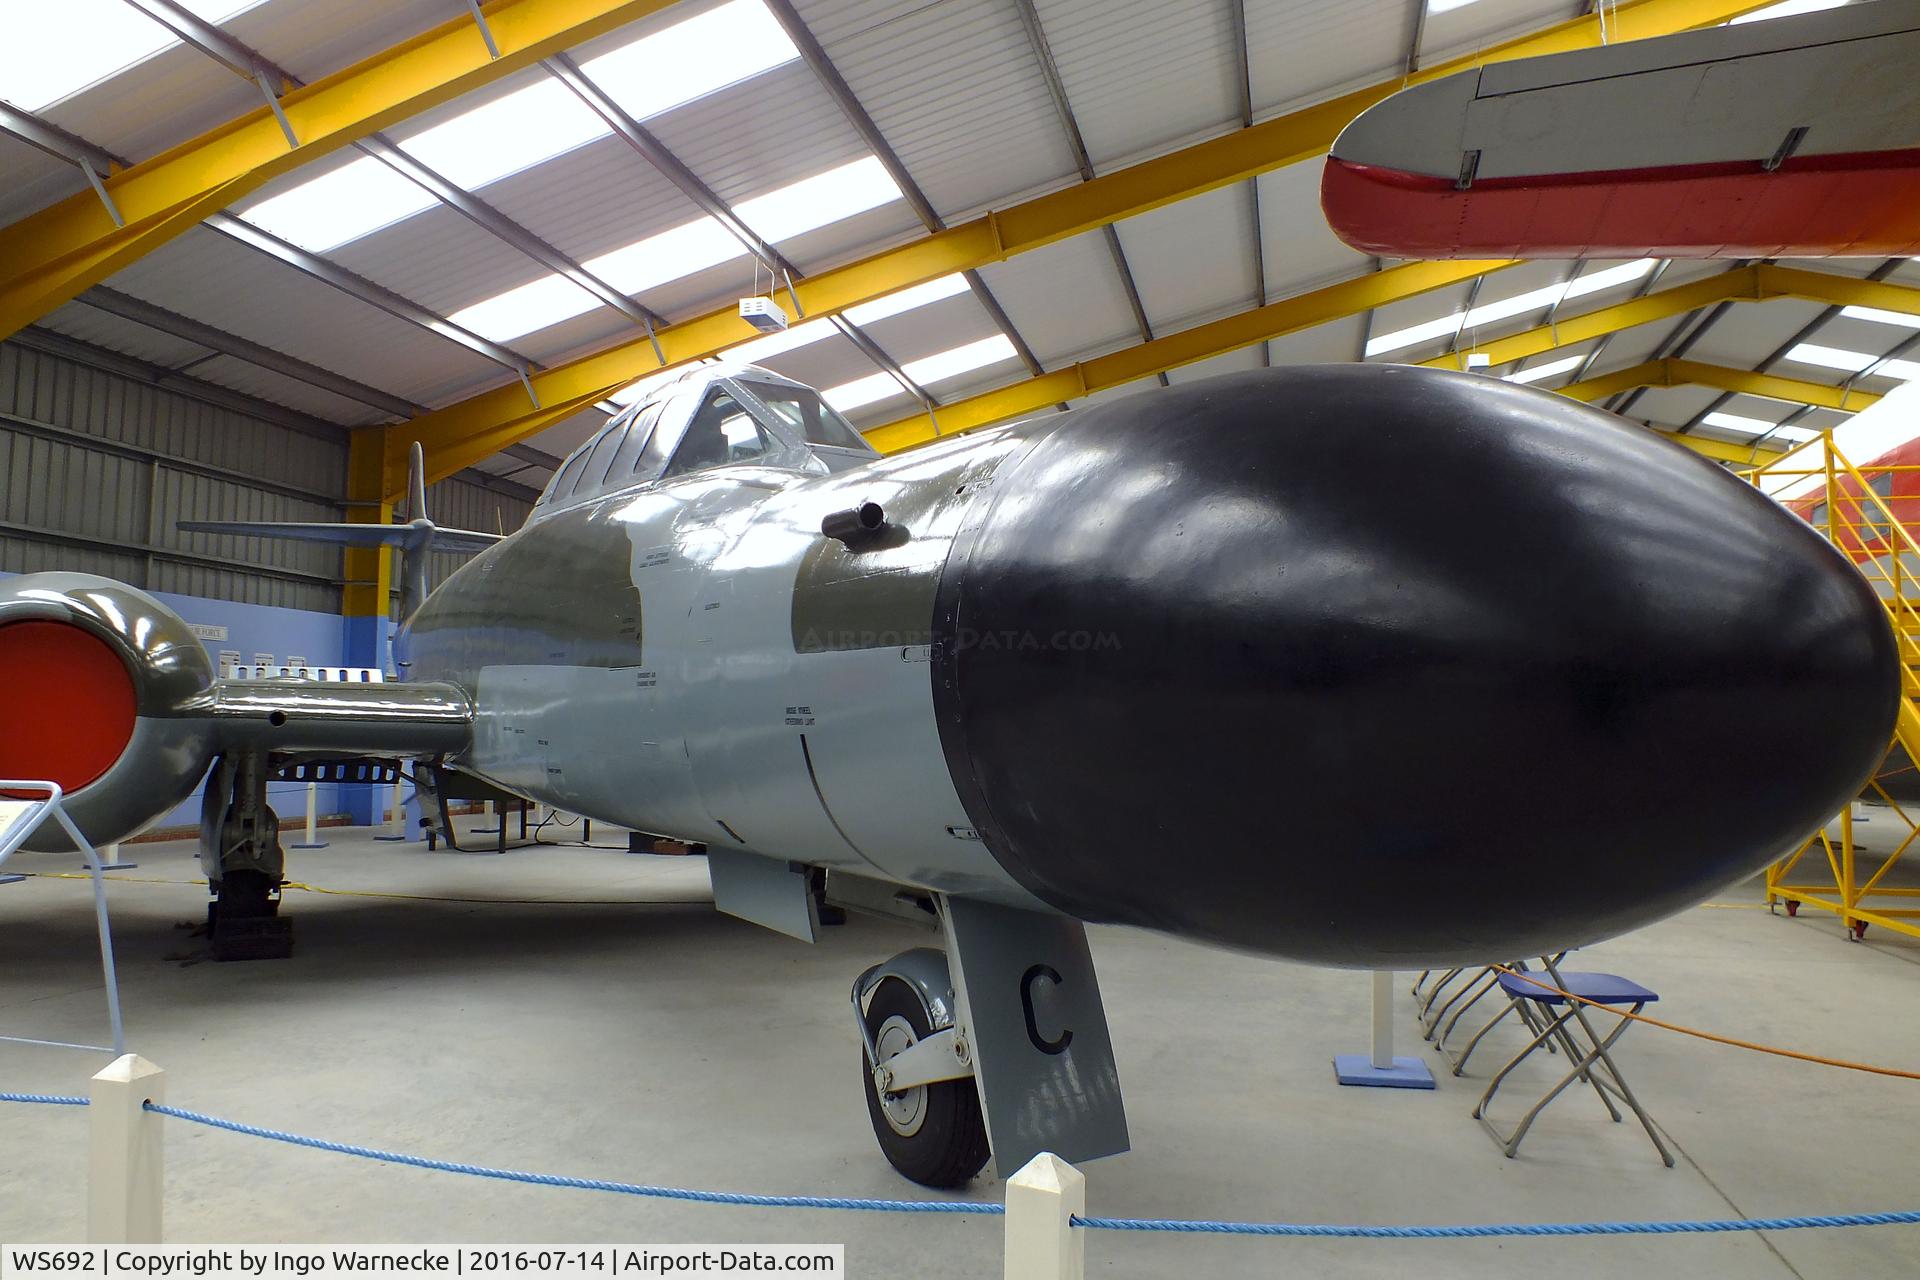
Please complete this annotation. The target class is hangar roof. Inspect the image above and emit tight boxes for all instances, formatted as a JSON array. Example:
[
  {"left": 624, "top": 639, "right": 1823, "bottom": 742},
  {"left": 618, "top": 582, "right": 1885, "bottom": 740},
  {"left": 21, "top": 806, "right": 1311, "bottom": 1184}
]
[{"left": 1, "top": 0, "right": 1905, "bottom": 497}]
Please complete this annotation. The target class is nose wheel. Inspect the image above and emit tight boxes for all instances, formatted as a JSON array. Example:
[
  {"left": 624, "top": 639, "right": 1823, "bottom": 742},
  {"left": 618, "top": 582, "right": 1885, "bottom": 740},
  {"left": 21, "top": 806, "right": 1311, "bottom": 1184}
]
[{"left": 860, "top": 978, "right": 989, "bottom": 1188}]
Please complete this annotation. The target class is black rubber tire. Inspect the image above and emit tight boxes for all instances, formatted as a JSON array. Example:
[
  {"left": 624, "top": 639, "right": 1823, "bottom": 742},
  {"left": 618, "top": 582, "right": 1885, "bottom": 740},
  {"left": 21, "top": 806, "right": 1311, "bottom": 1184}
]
[{"left": 861, "top": 978, "right": 991, "bottom": 1188}]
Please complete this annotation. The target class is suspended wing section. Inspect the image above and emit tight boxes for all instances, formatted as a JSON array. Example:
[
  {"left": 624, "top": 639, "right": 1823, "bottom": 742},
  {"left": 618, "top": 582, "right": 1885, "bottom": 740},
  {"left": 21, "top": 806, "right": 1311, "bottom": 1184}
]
[{"left": 1322, "top": 0, "right": 1920, "bottom": 258}]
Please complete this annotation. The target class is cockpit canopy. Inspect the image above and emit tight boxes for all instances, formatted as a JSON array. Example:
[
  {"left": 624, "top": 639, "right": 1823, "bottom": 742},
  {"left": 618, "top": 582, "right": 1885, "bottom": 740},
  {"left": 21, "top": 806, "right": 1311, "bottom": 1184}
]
[{"left": 530, "top": 364, "right": 876, "bottom": 518}]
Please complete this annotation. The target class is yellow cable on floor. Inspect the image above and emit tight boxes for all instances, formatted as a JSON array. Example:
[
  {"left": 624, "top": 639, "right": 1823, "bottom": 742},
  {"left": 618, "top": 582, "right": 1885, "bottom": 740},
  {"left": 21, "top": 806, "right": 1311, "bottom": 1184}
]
[
  {"left": 16, "top": 871, "right": 695, "bottom": 907},
  {"left": 1493, "top": 965, "right": 1920, "bottom": 1081}
]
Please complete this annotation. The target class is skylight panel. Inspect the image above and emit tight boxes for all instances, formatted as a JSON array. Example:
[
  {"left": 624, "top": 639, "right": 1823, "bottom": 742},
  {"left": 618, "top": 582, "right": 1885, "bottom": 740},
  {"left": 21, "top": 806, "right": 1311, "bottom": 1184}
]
[
  {"left": 234, "top": 0, "right": 798, "bottom": 253},
  {"left": 448, "top": 274, "right": 601, "bottom": 343},
  {"left": 398, "top": 77, "right": 610, "bottom": 191},
  {"left": 824, "top": 335, "right": 1018, "bottom": 412},
  {"left": 448, "top": 159, "right": 910, "bottom": 343},
  {"left": 1731, "top": 0, "right": 1846, "bottom": 24},
  {"left": 1703, "top": 411, "right": 1778, "bottom": 435},
  {"left": 1840, "top": 305, "right": 1920, "bottom": 330},
  {"left": 737, "top": 157, "right": 903, "bottom": 242},
  {"left": 907, "top": 335, "right": 1018, "bottom": 384},
  {"left": 1502, "top": 356, "right": 1584, "bottom": 385},
  {"left": 583, "top": 0, "right": 798, "bottom": 120},
  {"left": 825, "top": 371, "right": 912, "bottom": 413},
  {"left": 1364, "top": 314, "right": 1464, "bottom": 358},
  {"left": 1427, "top": 0, "right": 1481, "bottom": 12},
  {"left": 1367, "top": 261, "right": 1656, "bottom": 358},
  {"left": 593, "top": 218, "right": 745, "bottom": 297},
  {"left": 846, "top": 275, "right": 971, "bottom": 325},
  {"left": 1787, "top": 343, "right": 1920, "bottom": 380},
  {"left": 0, "top": 0, "right": 265, "bottom": 111},
  {"left": 239, "top": 156, "right": 439, "bottom": 253}
]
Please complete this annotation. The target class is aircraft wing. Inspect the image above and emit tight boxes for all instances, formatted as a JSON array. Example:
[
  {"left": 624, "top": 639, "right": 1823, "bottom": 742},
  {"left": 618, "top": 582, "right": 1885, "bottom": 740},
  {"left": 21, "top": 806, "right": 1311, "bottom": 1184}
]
[
  {"left": 179, "top": 520, "right": 502, "bottom": 552},
  {"left": 1323, "top": 0, "right": 1920, "bottom": 258}
]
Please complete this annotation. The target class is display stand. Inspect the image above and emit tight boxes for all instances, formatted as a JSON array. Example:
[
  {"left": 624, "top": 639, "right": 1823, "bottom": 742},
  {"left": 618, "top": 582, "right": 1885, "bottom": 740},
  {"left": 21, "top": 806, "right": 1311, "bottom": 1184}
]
[
  {"left": 0, "top": 780, "right": 126, "bottom": 1056},
  {"left": 1333, "top": 970, "right": 1434, "bottom": 1089}
]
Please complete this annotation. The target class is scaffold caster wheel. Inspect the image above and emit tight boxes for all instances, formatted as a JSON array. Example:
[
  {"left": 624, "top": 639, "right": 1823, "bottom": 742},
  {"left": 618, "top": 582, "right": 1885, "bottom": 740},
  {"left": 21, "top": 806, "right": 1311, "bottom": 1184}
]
[
  {"left": 861, "top": 978, "right": 990, "bottom": 1189},
  {"left": 1850, "top": 921, "right": 1868, "bottom": 941},
  {"left": 1784, "top": 900, "right": 1799, "bottom": 918}
]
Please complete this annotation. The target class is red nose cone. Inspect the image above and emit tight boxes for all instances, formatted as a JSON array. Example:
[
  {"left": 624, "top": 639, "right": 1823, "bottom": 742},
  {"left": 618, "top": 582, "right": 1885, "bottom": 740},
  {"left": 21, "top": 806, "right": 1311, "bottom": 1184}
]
[{"left": 0, "top": 620, "right": 135, "bottom": 795}]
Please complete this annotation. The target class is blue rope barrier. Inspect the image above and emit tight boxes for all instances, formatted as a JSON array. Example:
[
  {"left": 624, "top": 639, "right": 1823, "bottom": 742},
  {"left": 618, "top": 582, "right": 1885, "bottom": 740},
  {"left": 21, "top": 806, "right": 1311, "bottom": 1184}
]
[
  {"left": 9, "top": 1091, "right": 1914, "bottom": 1240},
  {"left": 144, "top": 1103, "right": 1002, "bottom": 1217},
  {"left": 1073, "top": 1210, "right": 1920, "bottom": 1237}
]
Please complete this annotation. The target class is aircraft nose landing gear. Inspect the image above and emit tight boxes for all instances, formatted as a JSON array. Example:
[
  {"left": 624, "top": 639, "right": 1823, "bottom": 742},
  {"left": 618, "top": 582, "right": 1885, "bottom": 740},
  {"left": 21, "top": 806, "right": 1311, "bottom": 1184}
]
[{"left": 854, "top": 953, "right": 988, "bottom": 1188}]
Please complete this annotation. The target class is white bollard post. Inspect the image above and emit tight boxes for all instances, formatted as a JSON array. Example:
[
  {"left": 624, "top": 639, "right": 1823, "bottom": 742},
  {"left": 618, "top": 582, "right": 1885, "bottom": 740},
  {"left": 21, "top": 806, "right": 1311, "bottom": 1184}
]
[
  {"left": 1004, "top": 1152, "right": 1085, "bottom": 1280},
  {"left": 292, "top": 782, "right": 328, "bottom": 849},
  {"left": 375, "top": 776, "right": 406, "bottom": 841},
  {"left": 88, "top": 1054, "right": 164, "bottom": 1244},
  {"left": 1371, "top": 969, "right": 1395, "bottom": 1070}
]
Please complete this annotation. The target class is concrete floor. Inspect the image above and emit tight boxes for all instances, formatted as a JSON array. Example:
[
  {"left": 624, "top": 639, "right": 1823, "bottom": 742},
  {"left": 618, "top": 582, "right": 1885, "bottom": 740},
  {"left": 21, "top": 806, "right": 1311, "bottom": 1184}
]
[{"left": 2, "top": 819, "right": 1918, "bottom": 1279}]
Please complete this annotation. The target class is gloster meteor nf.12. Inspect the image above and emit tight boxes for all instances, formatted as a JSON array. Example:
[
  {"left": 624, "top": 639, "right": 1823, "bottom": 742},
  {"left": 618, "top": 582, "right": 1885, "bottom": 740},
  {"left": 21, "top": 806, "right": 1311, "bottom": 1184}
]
[{"left": 0, "top": 361, "right": 1894, "bottom": 1185}]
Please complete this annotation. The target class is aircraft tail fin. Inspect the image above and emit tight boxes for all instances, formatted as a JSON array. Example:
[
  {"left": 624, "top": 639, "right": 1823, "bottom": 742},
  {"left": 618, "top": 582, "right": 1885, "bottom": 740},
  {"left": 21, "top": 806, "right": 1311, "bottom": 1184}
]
[{"left": 178, "top": 441, "right": 502, "bottom": 618}]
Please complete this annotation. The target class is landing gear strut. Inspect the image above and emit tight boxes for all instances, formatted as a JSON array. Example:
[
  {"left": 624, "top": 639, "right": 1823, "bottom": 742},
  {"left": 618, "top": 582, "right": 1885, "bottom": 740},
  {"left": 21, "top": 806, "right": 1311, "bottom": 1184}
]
[
  {"left": 857, "top": 971, "right": 989, "bottom": 1188},
  {"left": 199, "top": 752, "right": 293, "bottom": 961}
]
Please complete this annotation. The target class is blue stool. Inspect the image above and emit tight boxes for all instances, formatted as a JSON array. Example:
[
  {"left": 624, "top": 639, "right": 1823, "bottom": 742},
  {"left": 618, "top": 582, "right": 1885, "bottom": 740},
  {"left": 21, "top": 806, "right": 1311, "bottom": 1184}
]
[{"left": 1472, "top": 965, "right": 1674, "bottom": 1166}]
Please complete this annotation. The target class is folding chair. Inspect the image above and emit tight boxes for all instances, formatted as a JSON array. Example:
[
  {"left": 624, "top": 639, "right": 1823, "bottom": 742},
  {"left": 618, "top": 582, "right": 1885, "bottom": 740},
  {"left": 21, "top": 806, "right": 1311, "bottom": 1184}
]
[
  {"left": 1471, "top": 964, "right": 1673, "bottom": 1166},
  {"left": 1437, "top": 954, "right": 1565, "bottom": 1074}
]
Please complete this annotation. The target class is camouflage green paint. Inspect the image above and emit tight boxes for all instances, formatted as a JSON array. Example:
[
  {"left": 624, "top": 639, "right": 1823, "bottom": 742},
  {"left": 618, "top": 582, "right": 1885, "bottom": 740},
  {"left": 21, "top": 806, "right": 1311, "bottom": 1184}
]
[
  {"left": 790, "top": 443, "right": 1005, "bottom": 654},
  {"left": 404, "top": 497, "right": 643, "bottom": 680}
]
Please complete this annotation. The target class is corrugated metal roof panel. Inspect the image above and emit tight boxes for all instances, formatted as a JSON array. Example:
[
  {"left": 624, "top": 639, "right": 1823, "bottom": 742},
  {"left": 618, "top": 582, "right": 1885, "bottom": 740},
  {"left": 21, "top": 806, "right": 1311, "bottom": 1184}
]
[
  {"left": 459, "top": 133, "right": 700, "bottom": 274},
  {"left": 1113, "top": 185, "right": 1258, "bottom": 331},
  {"left": 1257, "top": 159, "right": 1372, "bottom": 298},
  {"left": 1684, "top": 298, "right": 1832, "bottom": 371},
  {"left": 102, "top": 228, "right": 499, "bottom": 407},
  {"left": 241, "top": 0, "right": 452, "bottom": 84},
  {"left": 35, "top": 44, "right": 253, "bottom": 166},
  {"left": 811, "top": 0, "right": 1078, "bottom": 220},
  {"left": 746, "top": 329, "right": 874, "bottom": 395},
  {"left": 1244, "top": 0, "right": 1408, "bottom": 116},
  {"left": 1164, "top": 346, "right": 1264, "bottom": 384},
  {"left": 973, "top": 230, "right": 1138, "bottom": 366},
  {"left": 647, "top": 62, "right": 871, "bottom": 210},
  {"left": 1632, "top": 384, "right": 1726, "bottom": 428},
  {"left": 788, "top": 0, "right": 930, "bottom": 46},
  {"left": 325, "top": 203, "right": 555, "bottom": 322},
  {"left": 1819, "top": 314, "right": 1920, "bottom": 359},
  {"left": 38, "top": 301, "right": 211, "bottom": 370},
  {"left": 184, "top": 352, "right": 387, "bottom": 426},
  {"left": 1269, "top": 314, "right": 1367, "bottom": 366},
  {"left": 0, "top": 134, "right": 86, "bottom": 228},
  {"left": 1037, "top": 0, "right": 1239, "bottom": 168},
  {"left": 857, "top": 291, "right": 999, "bottom": 364}
]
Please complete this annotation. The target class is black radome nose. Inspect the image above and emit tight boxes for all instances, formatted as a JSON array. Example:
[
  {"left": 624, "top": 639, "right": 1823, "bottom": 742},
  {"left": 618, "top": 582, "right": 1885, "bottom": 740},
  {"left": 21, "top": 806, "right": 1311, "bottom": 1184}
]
[{"left": 930, "top": 364, "right": 1897, "bottom": 966}]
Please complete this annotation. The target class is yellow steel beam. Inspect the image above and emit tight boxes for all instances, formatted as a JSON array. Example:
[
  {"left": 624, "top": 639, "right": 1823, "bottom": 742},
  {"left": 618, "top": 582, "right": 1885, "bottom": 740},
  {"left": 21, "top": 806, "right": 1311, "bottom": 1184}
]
[
  {"left": 856, "top": 301, "right": 1829, "bottom": 466},
  {"left": 1560, "top": 358, "right": 1883, "bottom": 413},
  {"left": 1423, "top": 265, "right": 1920, "bottom": 373},
  {"left": 1655, "top": 431, "right": 1787, "bottom": 466},
  {"left": 1421, "top": 269, "right": 1762, "bottom": 372},
  {"left": 861, "top": 260, "right": 1504, "bottom": 452},
  {"left": 0, "top": 0, "right": 684, "bottom": 340},
  {"left": 343, "top": 427, "right": 396, "bottom": 619},
  {"left": 390, "top": 0, "right": 1772, "bottom": 497}
]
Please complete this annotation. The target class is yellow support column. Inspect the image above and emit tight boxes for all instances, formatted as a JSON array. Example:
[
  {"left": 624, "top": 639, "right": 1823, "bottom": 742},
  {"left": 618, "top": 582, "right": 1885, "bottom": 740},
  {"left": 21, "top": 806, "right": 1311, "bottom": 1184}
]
[{"left": 344, "top": 425, "right": 395, "bottom": 650}]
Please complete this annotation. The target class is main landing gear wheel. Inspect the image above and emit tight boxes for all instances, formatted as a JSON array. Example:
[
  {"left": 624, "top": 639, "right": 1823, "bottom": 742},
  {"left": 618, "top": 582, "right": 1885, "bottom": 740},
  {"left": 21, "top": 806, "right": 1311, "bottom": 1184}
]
[{"left": 861, "top": 978, "right": 989, "bottom": 1188}]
